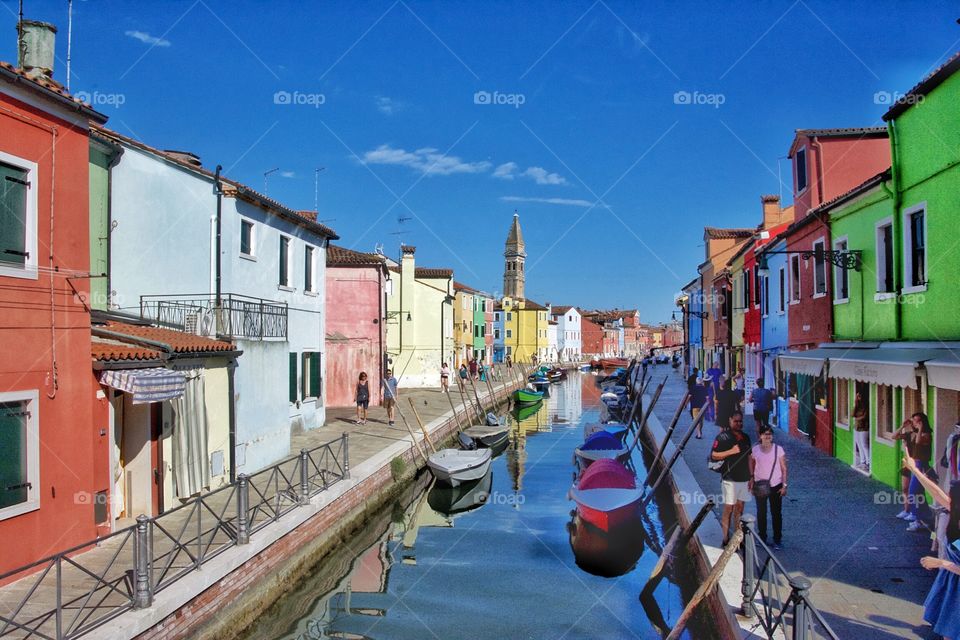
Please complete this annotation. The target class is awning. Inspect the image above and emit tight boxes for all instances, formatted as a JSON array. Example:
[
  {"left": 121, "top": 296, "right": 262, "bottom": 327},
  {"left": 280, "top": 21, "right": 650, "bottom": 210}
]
[
  {"left": 826, "top": 348, "right": 945, "bottom": 389},
  {"left": 100, "top": 368, "right": 186, "bottom": 404},
  {"left": 925, "top": 354, "right": 960, "bottom": 391},
  {"left": 777, "top": 349, "right": 833, "bottom": 376}
]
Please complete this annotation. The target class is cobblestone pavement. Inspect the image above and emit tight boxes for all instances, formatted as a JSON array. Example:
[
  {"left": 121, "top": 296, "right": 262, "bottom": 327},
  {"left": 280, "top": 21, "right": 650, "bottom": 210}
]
[{"left": 643, "top": 365, "right": 936, "bottom": 640}]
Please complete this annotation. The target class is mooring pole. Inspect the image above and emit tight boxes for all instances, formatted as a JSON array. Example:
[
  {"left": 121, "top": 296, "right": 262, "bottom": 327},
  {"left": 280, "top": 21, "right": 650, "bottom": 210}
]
[
  {"left": 645, "top": 392, "right": 690, "bottom": 485},
  {"left": 641, "top": 407, "right": 706, "bottom": 507}
]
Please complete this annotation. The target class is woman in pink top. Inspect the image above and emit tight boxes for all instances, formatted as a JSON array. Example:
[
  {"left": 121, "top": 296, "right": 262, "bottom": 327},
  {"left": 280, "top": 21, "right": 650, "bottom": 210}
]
[{"left": 749, "top": 426, "right": 789, "bottom": 549}]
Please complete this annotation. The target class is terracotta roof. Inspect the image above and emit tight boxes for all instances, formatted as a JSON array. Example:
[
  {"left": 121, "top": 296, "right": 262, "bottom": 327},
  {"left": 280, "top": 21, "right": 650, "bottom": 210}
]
[
  {"left": 810, "top": 167, "right": 892, "bottom": 216},
  {"left": 388, "top": 265, "right": 454, "bottom": 279},
  {"left": 788, "top": 127, "right": 888, "bottom": 157},
  {"left": 884, "top": 51, "right": 960, "bottom": 121},
  {"left": 522, "top": 299, "right": 547, "bottom": 311},
  {"left": 327, "top": 244, "right": 385, "bottom": 267},
  {"left": 548, "top": 320, "right": 558, "bottom": 325},
  {"left": 0, "top": 60, "right": 108, "bottom": 123},
  {"left": 96, "top": 321, "right": 235, "bottom": 354},
  {"left": 550, "top": 305, "right": 574, "bottom": 314},
  {"left": 91, "top": 340, "right": 163, "bottom": 363},
  {"left": 704, "top": 227, "right": 755, "bottom": 240},
  {"left": 454, "top": 281, "right": 479, "bottom": 294}
]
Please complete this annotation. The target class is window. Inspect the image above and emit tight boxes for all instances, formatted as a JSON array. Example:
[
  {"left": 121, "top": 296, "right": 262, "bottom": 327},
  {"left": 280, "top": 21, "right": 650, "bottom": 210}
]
[
  {"left": 506, "top": 329, "right": 512, "bottom": 338},
  {"left": 778, "top": 267, "right": 785, "bottom": 313},
  {"left": 288, "top": 353, "right": 298, "bottom": 403},
  {"left": 494, "top": 312, "right": 500, "bottom": 322},
  {"left": 506, "top": 312, "right": 512, "bottom": 322},
  {"left": 279, "top": 236, "right": 292, "bottom": 287},
  {"left": 0, "top": 391, "right": 39, "bottom": 519},
  {"left": 812, "top": 239, "right": 826, "bottom": 296},
  {"left": 720, "top": 286, "right": 728, "bottom": 319},
  {"left": 903, "top": 380, "right": 923, "bottom": 423},
  {"left": 304, "top": 246, "right": 315, "bottom": 293},
  {"left": 240, "top": 220, "right": 255, "bottom": 257},
  {"left": 790, "top": 255, "right": 800, "bottom": 303},
  {"left": 754, "top": 267, "right": 761, "bottom": 307},
  {"left": 763, "top": 275, "right": 770, "bottom": 316},
  {"left": 876, "top": 385, "right": 894, "bottom": 438},
  {"left": 836, "top": 379, "right": 849, "bottom": 426},
  {"left": 834, "top": 238, "right": 849, "bottom": 301},
  {"left": 742, "top": 269, "right": 750, "bottom": 309},
  {"left": 795, "top": 147, "right": 807, "bottom": 193},
  {"left": 0, "top": 155, "right": 38, "bottom": 278},
  {"left": 301, "top": 352, "right": 322, "bottom": 401},
  {"left": 904, "top": 204, "right": 927, "bottom": 290},
  {"left": 494, "top": 329, "right": 500, "bottom": 339},
  {"left": 876, "top": 220, "right": 894, "bottom": 294}
]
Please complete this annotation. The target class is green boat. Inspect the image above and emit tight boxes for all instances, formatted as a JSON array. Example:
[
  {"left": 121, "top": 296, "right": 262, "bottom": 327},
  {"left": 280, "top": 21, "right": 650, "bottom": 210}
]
[
  {"left": 511, "top": 401, "right": 542, "bottom": 422},
  {"left": 513, "top": 388, "right": 545, "bottom": 405}
]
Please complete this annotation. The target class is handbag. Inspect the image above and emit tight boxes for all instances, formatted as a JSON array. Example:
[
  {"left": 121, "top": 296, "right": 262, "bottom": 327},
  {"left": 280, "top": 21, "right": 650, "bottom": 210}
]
[{"left": 753, "top": 445, "right": 778, "bottom": 498}]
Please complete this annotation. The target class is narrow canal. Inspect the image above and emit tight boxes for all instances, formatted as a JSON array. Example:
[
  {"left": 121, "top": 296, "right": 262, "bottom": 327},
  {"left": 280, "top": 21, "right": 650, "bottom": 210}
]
[{"left": 241, "top": 372, "right": 715, "bottom": 640}]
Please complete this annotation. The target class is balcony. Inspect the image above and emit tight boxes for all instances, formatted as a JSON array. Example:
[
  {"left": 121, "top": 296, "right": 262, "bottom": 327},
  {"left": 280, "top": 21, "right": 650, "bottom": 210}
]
[{"left": 140, "top": 293, "right": 288, "bottom": 340}]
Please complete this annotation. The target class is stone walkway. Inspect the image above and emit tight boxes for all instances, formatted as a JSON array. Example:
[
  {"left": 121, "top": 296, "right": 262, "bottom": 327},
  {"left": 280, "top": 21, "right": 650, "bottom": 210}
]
[{"left": 643, "top": 365, "right": 935, "bottom": 640}]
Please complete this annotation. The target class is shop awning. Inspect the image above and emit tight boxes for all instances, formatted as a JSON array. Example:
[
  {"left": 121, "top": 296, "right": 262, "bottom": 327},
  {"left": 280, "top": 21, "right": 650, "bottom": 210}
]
[
  {"left": 777, "top": 349, "right": 833, "bottom": 376},
  {"left": 826, "top": 348, "right": 945, "bottom": 389},
  {"left": 100, "top": 368, "right": 186, "bottom": 404},
  {"left": 924, "top": 354, "right": 960, "bottom": 391}
]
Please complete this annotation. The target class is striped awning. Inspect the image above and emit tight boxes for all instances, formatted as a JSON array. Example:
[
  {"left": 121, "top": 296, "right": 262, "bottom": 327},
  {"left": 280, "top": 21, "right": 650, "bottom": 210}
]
[{"left": 100, "top": 368, "right": 186, "bottom": 404}]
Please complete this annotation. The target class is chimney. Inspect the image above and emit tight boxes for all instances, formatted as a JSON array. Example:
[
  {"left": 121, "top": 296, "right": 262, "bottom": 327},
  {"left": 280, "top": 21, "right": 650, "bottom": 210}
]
[
  {"left": 400, "top": 245, "right": 415, "bottom": 334},
  {"left": 760, "top": 194, "right": 782, "bottom": 230},
  {"left": 18, "top": 20, "right": 57, "bottom": 80},
  {"left": 164, "top": 150, "right": 202, "bottom": 168}
]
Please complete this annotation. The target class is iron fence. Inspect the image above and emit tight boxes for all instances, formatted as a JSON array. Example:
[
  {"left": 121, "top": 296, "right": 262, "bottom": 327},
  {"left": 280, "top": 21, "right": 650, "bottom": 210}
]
[
  {"left": 139, "top": 293, "right": 288, "bottom": 340},
  {"left": 0, "top": 434, "right": 349, "bottom": 640},
  {"left": 740, "top": 515, "right": 840, "bottom": 640}
]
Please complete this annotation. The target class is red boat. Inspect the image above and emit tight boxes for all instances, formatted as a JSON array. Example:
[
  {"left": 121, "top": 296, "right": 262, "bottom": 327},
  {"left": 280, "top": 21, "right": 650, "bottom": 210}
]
[
  {"left": 570, "top": 459, "right": 642, "bottom": 531},
  {"left": 599, "top": 357, "right": 629, "bottom": 369}
]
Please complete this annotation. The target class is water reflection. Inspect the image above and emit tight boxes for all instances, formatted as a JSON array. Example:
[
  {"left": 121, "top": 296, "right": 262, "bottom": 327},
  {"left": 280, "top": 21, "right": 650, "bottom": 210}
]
[{"left": 566, "top": 512, "right": 646, "bottom": 578}]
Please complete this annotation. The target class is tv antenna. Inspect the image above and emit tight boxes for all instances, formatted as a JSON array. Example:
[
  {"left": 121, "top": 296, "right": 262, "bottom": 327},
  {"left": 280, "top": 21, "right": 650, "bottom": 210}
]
[
  {"left": 263, "top": 167, "right": 279, "bottom": 193},
  {"left": 314, "top": 167, "right": 325, "bottom": 213}
]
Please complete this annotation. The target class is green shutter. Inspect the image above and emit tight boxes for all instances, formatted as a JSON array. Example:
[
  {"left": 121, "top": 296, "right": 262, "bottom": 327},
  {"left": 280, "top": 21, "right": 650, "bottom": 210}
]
[
  {"left": 310, "top": 352, "right": 322, "bottom": 399},
  {"left": 289, "top": 353, "right": 298, "bottom": 403}
]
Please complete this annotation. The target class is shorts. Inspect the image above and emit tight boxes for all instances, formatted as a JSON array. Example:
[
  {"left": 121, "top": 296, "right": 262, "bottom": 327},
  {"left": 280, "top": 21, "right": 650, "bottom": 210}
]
[
  {"left": 357, "top": 399, "right": 369, "bottom": 409},
  {"left": 721, "top": 479, "right": 752, "bottom": 505},
  {"left": 383, "top": 397, "right": 396, "bottom": 409}
]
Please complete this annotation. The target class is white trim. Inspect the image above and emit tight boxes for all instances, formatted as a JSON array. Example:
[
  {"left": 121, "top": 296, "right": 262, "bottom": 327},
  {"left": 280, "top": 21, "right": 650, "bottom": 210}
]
[
  {"left": 0, "top": 150, "right": 39, "bottom": 281},
  {"left": 0, "top": 389, "right": 40, "bottom": 522},
  {"left": 811, "top": 236, "right": 827, "bottom": 297},
  {"left": 875, "top": 292, "right": 896, "bottom": 302},
  {"left": 874, "top": 216, "right": 894, "bottom": 294},
  {"left": 902, "top": 201, "right": 927, "bottom": 292},
  {"left": 832, "top": 235, "right": 850, "bottom": 303},
  {"left": 901, "top": 285, "right": 927, "bottom": 296},
  {"left": 794, "top": 146, "right": 809, "bottom": 195},
  {"left": 789, "top": 254, "right": 801, "bottom": 305},
  {"left": 777, "top": 266, "right": 786, "bottom": 314}
]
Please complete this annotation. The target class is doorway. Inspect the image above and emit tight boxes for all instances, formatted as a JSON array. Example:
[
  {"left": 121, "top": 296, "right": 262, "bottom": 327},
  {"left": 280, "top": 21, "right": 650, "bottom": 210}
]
[{"left": 111, "top": 392, "right": 162, "bottom": 525}]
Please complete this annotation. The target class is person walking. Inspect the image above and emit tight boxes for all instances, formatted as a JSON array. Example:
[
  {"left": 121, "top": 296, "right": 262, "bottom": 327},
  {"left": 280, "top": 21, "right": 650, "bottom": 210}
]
[
  {"left": 711, "top": 411, "right": 752, "bottom": 546},
  {"left": 354, "top": 372, "right": 370, "bottom": 425},
  {"left": 750, "top": 378, "right": 774, "bottom": 434},
  {"left": 691, "top": 377, "right": 709, "bottom": 436},
  {"left": 506, "top": 355, "right": 513, "bottom": 369},
  {"left": 733, "top": 366, "right": 745, "bottom": 406},
  {"left": 459, "top": 363, "right": 468, "bottom": 382},
  {"left": 853, "top": 391, "right": 870, "bottom": 471},
  {"left": 705, "top": 374, "right": 717, "bottom": 424},
  {"left": 381, "top": 369, "right": 398, "bottom": 426},
  {"left": 469, "top": 358, "right": 478, "bottom": 380},
  {"left": 440, "top": 362, "right": 450, "bottom": 392},
  {"left": 716, "top": 377, "right": 740, "bottom": 430},
  {"left": 904, "top": 456, "right": 960, "bottom": 640},
  {"left": 749, "top": 426, "right": 788, "bottom": 549},
  {"left": 687, "top": 367, "right": 700, "bottom": 397},
  {"left": 895, "top": 413, "right": 934, "bottom": 531}
]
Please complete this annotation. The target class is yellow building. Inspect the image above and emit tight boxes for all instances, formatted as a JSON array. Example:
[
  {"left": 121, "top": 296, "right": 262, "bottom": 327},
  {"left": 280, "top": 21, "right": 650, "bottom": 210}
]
[{"left": 500, "top": 296, "right": 549, "bottom": 363}]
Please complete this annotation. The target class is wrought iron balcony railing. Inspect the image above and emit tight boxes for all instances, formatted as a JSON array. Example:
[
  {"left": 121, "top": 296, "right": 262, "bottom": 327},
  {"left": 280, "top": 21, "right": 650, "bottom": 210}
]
[{"left": 139, "top": 293, "right": 288, "bottom": 340}]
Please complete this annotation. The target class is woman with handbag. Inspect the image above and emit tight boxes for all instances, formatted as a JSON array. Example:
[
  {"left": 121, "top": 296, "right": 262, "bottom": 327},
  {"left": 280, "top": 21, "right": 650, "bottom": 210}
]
[{"left": 749, "top": 426, "right": 788, "bottom": 549}]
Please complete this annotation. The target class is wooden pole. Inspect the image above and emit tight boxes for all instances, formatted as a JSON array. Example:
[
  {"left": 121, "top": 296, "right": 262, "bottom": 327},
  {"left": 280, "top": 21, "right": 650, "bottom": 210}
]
[
  {"left": 484, "top": 370, "right": 499, "bottom": 410},
  {"left": 393, "top": 400, "right": 428, "bottom": 462},
  {"left": 641, "top": 407, "right": 706, "bottom": 506},
  {"left": 408, "top": 398, "right": 437, "bottom": 453},
  {"left": 468, "top": 375, "right": 486, "bottom": 417},
  {"left": 626, "top": 377, "right": 667, "bottom": 454},
  {"left": 644, "top": 392, "right": 690, "bottom": 484},
  {"left": 640, "top": 499, "right": 715, "bottom": 599},
  {"left": 445, "top": 388, "right": 464, "bottom": 432},
  {"left": 459, "top": 377, "right": 481, "bottom": 421},
  {"left": 665, "top": 528, "right": 744, "bottom": 640}
]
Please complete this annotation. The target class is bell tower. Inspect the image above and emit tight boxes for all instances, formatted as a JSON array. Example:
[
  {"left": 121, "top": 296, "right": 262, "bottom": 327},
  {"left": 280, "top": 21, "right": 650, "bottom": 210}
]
[{"left": 503, "top": 211, "right": 526, "bottom": 299}]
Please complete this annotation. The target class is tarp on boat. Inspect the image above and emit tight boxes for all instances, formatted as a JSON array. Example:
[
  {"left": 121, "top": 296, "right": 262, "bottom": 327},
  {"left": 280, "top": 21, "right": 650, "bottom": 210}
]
[
  {"left": 580, "top": 431, "right": 622, "bottom": 451},
  {"left": 578, "top": 459, "right": 635, "bottom": 490}
]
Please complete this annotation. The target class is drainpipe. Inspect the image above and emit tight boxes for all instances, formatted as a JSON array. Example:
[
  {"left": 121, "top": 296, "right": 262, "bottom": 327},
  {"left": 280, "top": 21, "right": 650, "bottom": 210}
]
[
  {"left": 883, "top": 121, "right": 904, "bottom": 340},
  {"left": 810, "top": 136, "right": 825, "bottom": 207},
  {"left": 227, "top": 358, "right": 237, "bottom": 483},
  {"left": 214, "top": 165, "right": 223, "bottom": 306}
]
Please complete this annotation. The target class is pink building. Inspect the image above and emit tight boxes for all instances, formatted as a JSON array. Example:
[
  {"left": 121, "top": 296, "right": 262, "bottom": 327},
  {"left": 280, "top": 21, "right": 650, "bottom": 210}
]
[{"left": 325, "top": 245, "right": 389, "bottom": 407}]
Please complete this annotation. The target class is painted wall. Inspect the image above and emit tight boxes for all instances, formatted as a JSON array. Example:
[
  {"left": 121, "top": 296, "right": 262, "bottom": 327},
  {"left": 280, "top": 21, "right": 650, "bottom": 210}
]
[
  {"left": 553, "top": 308, "right": 582, "bottom": 361},
  {"left": 325, "top": 264, "right": 385, "bottom": 406},
  {"left": 581, "top": 316, "right": 603, "bottom": 356},
  {"left": 454, "top": 289, "right": 473, "bottom": 366},
  {"left": 785, "top": 217, "right": 833, "bottom": 349},
  {"left": 791, "top": 135, "right": 891, "bottom": 218},
  {"left": 0, "top": 89, "right": 100, "bottom": 574},
  {"left": 88, "top": 146, "right": 111, "bottom": 310},
  {"left": 760, "top": 240, "right": 790, "bottom": 429},
  {"left": 472, "top": 296, "right": 488, "bottom": 361}
]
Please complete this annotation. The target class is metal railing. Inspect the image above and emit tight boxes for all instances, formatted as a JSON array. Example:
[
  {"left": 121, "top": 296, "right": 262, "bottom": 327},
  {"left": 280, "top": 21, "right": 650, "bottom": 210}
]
[
  {"left": 0, "top": 434, "right": 349, "bottom": 640},
  {"left": 139, "top": 293, "right": 288, "bottom": 340},
  {"left": 740, "top": 515, "right": 839, "bottom": 640}
]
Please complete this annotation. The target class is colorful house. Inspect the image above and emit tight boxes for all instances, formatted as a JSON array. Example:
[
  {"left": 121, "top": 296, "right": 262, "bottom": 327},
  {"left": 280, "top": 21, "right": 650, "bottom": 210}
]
[
  {"left": 386, "top": 245, "right": 455, "bottom": 386},
  {"left": 581, "top": 314, "right": 604, "bottom": 357},
  {"left": 473, "top": 290, "right": 494, "bottom": 364},
  {"left": 453, "top": 281, "right": 476, "bottom": 366},
  {"left": 549, "top": 305, "right": 582, "bottom": 362},
  {"left": 325, "top": 245, "right": 389, "bottom": 407},
  {"left": 700, "top": 228, "right": 754, "bottom": 372},
  {"left": 0, "top": 39, "right": 109, "bottom": 573},
  {"left": 757, "top": 235, "right": 791, "bottom": 430},
  {"left": 499, "top": 296, "right": 549, "bottom": 363}
]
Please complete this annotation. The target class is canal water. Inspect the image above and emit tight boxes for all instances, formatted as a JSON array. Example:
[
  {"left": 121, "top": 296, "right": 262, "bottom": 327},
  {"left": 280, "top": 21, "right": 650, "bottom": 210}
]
[{"left": 241, "top": 372, "right": 713, "bottom": 640}]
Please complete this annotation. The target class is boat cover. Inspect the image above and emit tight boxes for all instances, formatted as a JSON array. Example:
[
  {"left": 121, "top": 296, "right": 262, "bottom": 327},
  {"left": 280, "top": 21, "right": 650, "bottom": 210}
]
[
  {"left": 578, "top": 459, "right": 635, "bottom": 490},
  {"left": 581, "top": 431, "right": 622, "bottom": 451}
]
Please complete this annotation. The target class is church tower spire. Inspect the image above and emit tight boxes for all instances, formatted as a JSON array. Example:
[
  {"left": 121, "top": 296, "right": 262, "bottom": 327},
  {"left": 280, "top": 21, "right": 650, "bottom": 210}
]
[{"left": 503, "top": 210, "right": 526, "bottom": 299}]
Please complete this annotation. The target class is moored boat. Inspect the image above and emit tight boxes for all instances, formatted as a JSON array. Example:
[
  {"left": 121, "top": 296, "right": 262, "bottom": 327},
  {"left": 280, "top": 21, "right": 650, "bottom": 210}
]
[
  {"left": 463, "top": 423, "right": 510, "bottom": 448},
  {"left": 427, "top": 470, "right": 493, "bottom": 515},
  {"left": 574, "top": 430, "right": 631, "bottom": 467},
  {"left": 513, "top": 388, "right": 544, "bottom": 405},
  {"left": 427, "top": 448, "right": 492, "bottom": 487},
  {"left": 599, "top": 357, "right": 629, "bottom": 369},
  {"left": 570, "top": 459, "right": 643, "bottom": 531}
]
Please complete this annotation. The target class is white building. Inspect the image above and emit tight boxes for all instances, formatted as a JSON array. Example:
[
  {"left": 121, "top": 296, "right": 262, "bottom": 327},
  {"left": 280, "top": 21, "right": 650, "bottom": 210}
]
[
  {"left": 550, "top": 305, "right": 582, "bottom": 362},
  {"left": 546, "top": 321, "right": 559, "bottom": 362},
  {"left": 92, "top": 126, "right": 337, "bottom": 474}
]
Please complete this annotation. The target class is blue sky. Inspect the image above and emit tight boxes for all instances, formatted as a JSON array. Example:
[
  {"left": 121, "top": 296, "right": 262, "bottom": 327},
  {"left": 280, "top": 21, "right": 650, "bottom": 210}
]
[{"left": 4, "top": 1, "right": 958, "bottom": 322}]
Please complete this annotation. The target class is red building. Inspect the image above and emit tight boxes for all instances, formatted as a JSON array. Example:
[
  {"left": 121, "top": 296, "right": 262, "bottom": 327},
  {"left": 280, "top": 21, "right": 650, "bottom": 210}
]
[
  {"left": 581, "top": 316, "right": 603, "bottom": 356},
  {"left": 325, "top": 245, "right": 389, "bottom": 406},
  {"left": 0, "top": 49, "right": 108, "bottom": 573}
]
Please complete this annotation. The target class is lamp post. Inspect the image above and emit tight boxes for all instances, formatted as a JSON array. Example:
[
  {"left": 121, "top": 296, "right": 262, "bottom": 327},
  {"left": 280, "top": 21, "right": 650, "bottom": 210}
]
[{"left": 755, "top": 246, "right": 862, "bottom": 277}]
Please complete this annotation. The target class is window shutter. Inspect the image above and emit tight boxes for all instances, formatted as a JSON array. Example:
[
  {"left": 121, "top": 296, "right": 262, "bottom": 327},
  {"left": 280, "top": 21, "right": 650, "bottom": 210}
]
[
  {"left": 289, "top": 353, "right": 297, "bottom": 403},
  {"left": 310, "top": 353, "right": 322, "bottom": 399}
]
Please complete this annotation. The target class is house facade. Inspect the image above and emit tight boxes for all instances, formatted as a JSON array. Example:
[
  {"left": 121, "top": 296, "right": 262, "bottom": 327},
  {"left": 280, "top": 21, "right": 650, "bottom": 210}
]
[
  {"left": 581, "top": 315, "right": 603, "bottom": 357},
  {"left": 453, "top": 282, "right": 476, "bottom": 367},
  {"left": 550, "top": 305, "right": 582, "bottom": 361}
]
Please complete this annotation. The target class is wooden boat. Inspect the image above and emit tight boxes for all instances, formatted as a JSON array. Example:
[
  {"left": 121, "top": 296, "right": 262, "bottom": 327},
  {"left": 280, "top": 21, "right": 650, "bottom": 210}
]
[
  {"left": 463, "top": 423, "right": 510, "bottom": 448},
  {"left": 570, "top": 459, "right": 643, "bottom": 531},
  {"left": 599, "top": 357, "right": 629, "bottom": 369},
  {"left": 575, "top": 431, "right": 631, "bottom": 467},
  {"left": 548, "top": 369, "right": 566, "bottom": 382},
  {"left": 513, "top": 388, "right": 544, "bottom": 405},
  {"left": 511, "top": 402, "right": 541, "bottom": 422},
  {"left": 584, "top": 422, "right": 629, "bottom": 442},
  {"left": 427, "top": 470, "right": 493, "bottom": 515},
  {"left": 427, "top": 448, "right": 492, "bottom": 487}
]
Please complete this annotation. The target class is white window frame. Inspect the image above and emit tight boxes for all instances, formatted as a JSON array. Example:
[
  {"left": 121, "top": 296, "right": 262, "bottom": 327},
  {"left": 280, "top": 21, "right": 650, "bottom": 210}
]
[
  {"left": 278, "top": 234, "right": 294, "bottom": 290},
  {"left": 812, "top": 237, "right": 827, "bottom": 298},
  {"left": 902, "top": 202, "right": 928, "bottom": 295},
  {"left": 834, "top": 379, "right": 850, "bottom": 430},
  {"left": 0, "top": 390, "right": 40, "bottom": 521},
  {"left": 795, "top": 146, "right": 808, "bottom": 194},
  {"left": 789, "top": 255, "right": 801, "bottom": 305},
  {"left": 239, "top": 218, "right": 256, "bottom": 260},
  {"left": 833, "top": 235, "right": 850, "bottom": 304},
  {"left": 0, "top": 151, "right": 39, "bottom": 280},
  {"left": 762, "top": 274, "right": 770, "bottom": 318},
  {"left": 875, "top": 217, "right": 895, "bottom": 299},
  {"left": 303, "top": 244, "right": 317, "bottom": 295},
  {"left": 777, "top": 266, "right": 786, "bottom": 314}
]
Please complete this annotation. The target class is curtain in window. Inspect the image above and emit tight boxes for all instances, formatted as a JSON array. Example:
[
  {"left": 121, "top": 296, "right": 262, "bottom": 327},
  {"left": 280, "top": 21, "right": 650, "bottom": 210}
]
[{"left": 170, "top": 370, "right": 210, "bottom": 499}]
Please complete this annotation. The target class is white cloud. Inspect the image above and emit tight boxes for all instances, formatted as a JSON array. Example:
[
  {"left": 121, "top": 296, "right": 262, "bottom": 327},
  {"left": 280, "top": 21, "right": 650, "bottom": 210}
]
[
  {"left": 361, "top": 144, "right": 491, "bottom": 176},
  {"left": 124, "top": 30, "right": 171, "bottom": 47},
  {"left": 279, "top": 171, "right": 296, "bottom": 178},
  {"left": 493, "top": 162, "right": 518, "bottom": 179},
  {"left": 376, "top": 96, "right": 402, "bottom": 115},
  {"left": 500, "top": 196, "right": 600, "bottom": 208},
  {"left": 522, "top": 166, "right": 566, "bottom": 185}
]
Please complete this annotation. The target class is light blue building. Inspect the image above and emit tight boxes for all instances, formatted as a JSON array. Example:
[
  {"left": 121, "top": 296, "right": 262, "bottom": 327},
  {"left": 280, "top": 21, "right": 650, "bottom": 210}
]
[
  {"left": 758, "top": 237, "right": 790, "bottom": 430},
  {"left": 492, "top": 307, "right": 505, "bottom": 363}
]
